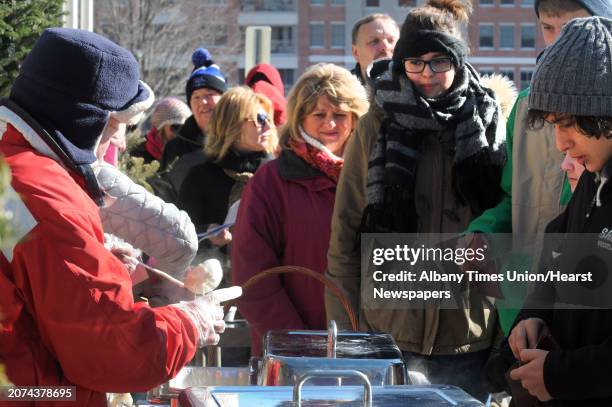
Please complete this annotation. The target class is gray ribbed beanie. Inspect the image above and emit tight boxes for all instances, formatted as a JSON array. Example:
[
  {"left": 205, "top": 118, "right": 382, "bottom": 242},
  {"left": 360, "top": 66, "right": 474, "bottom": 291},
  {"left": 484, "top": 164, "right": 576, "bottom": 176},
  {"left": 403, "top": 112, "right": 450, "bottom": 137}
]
[
  {"left": 534, "top": 0, "right": 612, "bottom": 18},
  {"left": 529, "top": 16, "right": 612, "bottom": 116}
]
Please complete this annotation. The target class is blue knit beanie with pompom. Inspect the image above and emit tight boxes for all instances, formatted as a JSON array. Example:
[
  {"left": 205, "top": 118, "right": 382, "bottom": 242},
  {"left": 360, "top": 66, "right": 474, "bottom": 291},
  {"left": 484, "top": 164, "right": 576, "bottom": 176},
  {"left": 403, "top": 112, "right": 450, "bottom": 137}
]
[{"left": 185, "top": 48, "right": 227, "bottom": 104}]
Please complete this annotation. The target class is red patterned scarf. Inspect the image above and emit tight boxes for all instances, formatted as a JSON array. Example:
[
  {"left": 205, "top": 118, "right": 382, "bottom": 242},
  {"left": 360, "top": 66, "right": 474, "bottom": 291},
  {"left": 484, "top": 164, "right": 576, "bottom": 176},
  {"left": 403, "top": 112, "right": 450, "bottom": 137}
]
[{"left": 289, "top": 127, "right": 344, "bottom": 182}]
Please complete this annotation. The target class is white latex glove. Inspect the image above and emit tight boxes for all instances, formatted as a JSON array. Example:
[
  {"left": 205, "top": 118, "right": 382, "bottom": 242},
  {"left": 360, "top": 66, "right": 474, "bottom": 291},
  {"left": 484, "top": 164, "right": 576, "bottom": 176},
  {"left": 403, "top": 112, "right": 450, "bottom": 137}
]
[
  {"left": 106, "top": 236, "right": 141, "bottom": 262},
  {"left": 172, "top": 286, "right": 242, "bottom": 347},
  {"left": 107, "top": 392, "right": 133, "bottom": 407},
  {"left": 112, "top": 253, "right": 150, "bottom": 286},
  {"left": 117, "top": 254, "right": 140, "bottom": 275}
]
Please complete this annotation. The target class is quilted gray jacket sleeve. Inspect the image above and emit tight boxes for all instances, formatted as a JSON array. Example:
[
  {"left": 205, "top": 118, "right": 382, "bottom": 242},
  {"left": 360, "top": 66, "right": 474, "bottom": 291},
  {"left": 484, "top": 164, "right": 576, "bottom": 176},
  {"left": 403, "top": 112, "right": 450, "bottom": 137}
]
[{"left": 93, "top": 161, "right": 197, "bottom": 278}]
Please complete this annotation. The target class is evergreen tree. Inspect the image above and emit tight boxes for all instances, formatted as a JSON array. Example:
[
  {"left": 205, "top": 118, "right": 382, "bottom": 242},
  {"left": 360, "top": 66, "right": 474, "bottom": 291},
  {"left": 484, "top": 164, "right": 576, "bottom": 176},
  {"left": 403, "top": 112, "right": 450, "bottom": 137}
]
[{"left": 0, "top": 0, "right": 64, "bottom": 96}]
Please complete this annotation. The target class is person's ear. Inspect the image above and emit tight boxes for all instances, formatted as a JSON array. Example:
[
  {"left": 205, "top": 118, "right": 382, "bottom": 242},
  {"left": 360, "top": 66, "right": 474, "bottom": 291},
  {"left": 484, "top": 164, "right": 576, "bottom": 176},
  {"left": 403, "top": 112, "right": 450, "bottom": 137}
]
[
  {"left": 352, "top": 44, "right": 360, "bottom": 61},
  {"left": 160, "top": 125, "right": 170, "bottom": 141}
]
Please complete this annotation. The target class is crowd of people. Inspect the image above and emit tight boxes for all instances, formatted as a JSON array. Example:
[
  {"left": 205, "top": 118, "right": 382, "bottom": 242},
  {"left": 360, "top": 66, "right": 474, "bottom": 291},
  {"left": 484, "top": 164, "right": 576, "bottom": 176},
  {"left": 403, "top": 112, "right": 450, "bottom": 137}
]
[{"left": 1, "top": 0, "right": 612, "bottom": 406}]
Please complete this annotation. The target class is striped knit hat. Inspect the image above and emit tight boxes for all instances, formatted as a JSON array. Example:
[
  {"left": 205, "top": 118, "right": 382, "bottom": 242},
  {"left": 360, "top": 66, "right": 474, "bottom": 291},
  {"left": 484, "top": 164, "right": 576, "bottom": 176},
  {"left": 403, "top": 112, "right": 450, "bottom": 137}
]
[
  {"left": 151, "top": 97, "right": 191, "bottom": 130},
  {"left": 185, "top": 48, "right": 227, "bottom": 103}
]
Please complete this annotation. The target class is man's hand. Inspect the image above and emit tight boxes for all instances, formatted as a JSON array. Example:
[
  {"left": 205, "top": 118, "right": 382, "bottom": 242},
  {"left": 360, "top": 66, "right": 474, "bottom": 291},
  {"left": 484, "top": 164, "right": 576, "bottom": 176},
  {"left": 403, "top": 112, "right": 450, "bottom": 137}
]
[
  {"left": 457, "top": 232, "right": 491, "bottom": 272},
  {"left": 456, "top": 233, "right": 503, "bottom": 297},
  {"left": 109, "top": 242, "right": 140, "bottom": 267},
  {"left": 508, "top": 318, "right": 549, "bottom": 359},
  {"left": 510, "top": 349, "right": 552, "bottom": 402},
  {"left": 208, "top": 224, "right": 232, "bottom": 247},
  {"left": 171, "top": 286, "right": 242, "bottom": 347}
]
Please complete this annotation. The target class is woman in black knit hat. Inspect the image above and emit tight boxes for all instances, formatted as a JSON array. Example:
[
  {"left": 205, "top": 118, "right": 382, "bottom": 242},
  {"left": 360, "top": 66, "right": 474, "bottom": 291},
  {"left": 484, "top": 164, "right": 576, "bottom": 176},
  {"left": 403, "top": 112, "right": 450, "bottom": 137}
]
[{"left": 326, "top": 0, "right": 515, "bottom": 401}]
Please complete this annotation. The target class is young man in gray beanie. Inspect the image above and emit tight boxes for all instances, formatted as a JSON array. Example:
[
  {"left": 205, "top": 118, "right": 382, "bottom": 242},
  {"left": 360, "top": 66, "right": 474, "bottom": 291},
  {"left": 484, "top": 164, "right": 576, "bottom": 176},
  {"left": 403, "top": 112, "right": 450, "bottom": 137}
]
[
  {"left": 505, "top": 16, "right": 612, "bottom": 406},
  {"left": 465, "top": 0, "right": 612, "bottom": 335}
]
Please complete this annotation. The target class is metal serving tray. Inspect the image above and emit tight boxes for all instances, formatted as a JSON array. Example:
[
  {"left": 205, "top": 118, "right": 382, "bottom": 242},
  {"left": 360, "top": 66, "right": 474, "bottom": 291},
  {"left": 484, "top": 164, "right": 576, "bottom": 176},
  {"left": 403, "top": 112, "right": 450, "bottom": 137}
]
[
  {"left": 146, "top": 367, "right": 250, "bottom": 403},
  {"left": 179, "top": 369, "right": 483, "bottom": 407}
]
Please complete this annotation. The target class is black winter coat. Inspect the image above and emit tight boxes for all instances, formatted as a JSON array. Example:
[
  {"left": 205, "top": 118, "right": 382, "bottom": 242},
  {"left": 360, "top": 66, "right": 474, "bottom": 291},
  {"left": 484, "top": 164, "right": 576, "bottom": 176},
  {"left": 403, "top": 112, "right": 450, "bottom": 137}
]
[
  {"left": 508, "top": 158, "right": 612, "bottom": 406},
  {"left": 177, "top": 149, "right": 270, "bottom": 233},
  {"left": 160, "top": 115, "right": 204, "bottom": 171}
]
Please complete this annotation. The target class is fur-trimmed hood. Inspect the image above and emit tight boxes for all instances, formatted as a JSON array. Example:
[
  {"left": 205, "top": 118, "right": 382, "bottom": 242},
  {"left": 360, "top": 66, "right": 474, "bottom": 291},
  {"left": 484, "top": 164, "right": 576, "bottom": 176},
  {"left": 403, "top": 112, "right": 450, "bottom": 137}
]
[{"left": 480, "top": 73, "right": 518, "bottom": 124}]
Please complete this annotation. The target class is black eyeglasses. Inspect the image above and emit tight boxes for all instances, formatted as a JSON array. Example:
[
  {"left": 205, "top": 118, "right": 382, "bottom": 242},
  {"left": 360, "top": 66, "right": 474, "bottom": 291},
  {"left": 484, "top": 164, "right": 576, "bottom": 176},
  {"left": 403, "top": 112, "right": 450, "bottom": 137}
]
[{"left": 403, "top": 57, "right": 453, "bottom": 73}]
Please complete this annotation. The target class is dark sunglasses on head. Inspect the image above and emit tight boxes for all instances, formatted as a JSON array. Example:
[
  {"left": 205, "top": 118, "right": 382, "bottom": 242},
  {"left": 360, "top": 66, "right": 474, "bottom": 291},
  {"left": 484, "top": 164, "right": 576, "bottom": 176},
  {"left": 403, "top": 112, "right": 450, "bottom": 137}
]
[
  {"left": 256, "top": 112, "right": 269, "bottom": 126},
  {"left": 403, "top": 57, "right": 453, "bottom": 74}
]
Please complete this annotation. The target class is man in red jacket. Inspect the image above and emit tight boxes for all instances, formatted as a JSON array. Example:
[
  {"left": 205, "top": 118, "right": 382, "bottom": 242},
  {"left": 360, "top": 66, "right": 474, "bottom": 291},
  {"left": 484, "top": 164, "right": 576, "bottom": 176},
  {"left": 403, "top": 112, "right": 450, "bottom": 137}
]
[{"left": 0, "top": 28, "right": 237, "bottom": 406}]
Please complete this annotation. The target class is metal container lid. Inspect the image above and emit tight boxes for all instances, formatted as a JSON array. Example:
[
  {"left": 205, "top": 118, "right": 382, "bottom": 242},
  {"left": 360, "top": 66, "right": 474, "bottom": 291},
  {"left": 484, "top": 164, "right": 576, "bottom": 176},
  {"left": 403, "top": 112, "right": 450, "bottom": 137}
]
[{"left": 263, "top": 330, "right": 402, "bottom": 360}]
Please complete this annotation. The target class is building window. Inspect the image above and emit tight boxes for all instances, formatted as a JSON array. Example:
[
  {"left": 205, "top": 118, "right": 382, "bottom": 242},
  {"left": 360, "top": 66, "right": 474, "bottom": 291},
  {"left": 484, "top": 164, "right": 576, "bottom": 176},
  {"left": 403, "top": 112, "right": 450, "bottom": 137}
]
[
  {"left": 331, "top": 0, "right": 345, "bottom": 4},
  {"left": 398, "top": 0, "right": 416, "bottom": 6},
  {"left": 500, "top": 68, "right": 515, "bottom": 82},
  {"left": 501, "top": 0, "right": 514, "bottom": 5},
  {"left": 500, "top": 25, "right": 515, "bottom": 49},
  {"left": 521, "top": 24, "right": 536, "bottom": 49},
  {"left": 311, "top": 0, "right": 325, "bottom": 5},
  {"left": 310, "top": 23, "right": 325, "bottom": 47},
  {"left": 479, "top": 67, "right": 494, "bottom": 77},
  {"left": 520, "top": 70, "right": 533, "bottom": 89},
  {"left": 366, "top": 0, "right": 380, "bottom": 7},
  {"left": 479, "top": 0, "right": 494, "bottom": 6},
  {"left": 521, "top": 0, "right": 534, "bottom": 6},
  {"left": 271, "top": 26, "right": 295, "bottom": 53},
  {"left": 479, "top": 24, "right": 494, "bottom": 49},
  {"left": 278, "top": 69, "right": 295, "bottom": 95},
  {"left": 331, "top": 23, "right": 345, "bottom": 48}
]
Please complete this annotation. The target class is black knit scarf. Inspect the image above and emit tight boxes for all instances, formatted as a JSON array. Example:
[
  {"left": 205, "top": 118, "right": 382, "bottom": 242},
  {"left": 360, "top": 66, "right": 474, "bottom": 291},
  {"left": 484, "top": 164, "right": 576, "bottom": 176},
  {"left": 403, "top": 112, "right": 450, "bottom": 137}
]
[
  {"left": 360, "top": 61, "right": 506, "bottom": 233},
  {"left": 217, "top": 149, "right": 272, "bottom": 206}
]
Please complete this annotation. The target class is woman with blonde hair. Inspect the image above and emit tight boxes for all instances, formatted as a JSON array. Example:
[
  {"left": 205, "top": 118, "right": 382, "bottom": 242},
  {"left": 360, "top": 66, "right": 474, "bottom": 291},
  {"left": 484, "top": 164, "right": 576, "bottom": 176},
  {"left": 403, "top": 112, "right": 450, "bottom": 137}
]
[
  {"left": 178, "top": 86, "right": 276, "bottom": 247},
  {"left": 231, "top": 63, "right": 368, "bottom": 356}
]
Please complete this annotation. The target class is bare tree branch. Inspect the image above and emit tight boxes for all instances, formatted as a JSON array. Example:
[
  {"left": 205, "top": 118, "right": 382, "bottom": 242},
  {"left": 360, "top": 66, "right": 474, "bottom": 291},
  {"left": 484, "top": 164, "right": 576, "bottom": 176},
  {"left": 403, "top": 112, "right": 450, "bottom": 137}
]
[{"left": 95, "top": 0, "right": 240, "bottom": 99}]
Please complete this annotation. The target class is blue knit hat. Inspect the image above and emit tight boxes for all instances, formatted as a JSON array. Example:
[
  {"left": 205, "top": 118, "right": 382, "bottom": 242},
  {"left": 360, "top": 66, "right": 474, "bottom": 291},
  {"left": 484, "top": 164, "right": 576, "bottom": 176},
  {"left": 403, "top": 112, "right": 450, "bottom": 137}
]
[
  {"left": 10, "top": 28, "right": 154, "bottom": 166},
  {"left": 185, "top": 48, "right": 228, "bottom": 104},
  {"left": 535, "top": 0, "right": 612, "bottom": 18}
]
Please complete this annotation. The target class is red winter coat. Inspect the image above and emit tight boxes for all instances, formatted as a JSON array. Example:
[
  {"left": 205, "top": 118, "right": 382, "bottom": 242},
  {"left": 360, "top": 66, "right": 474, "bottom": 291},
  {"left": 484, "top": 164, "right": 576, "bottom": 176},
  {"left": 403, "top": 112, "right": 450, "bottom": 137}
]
[
  {"left": 231, "top": 150, "right": 336, "bottom": 355},
  {"left": 245, "top": 64, "right": 287, "bottom": 126},
  {"left": 0, "top": 117, "right": 197, "bottom": 406}
]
